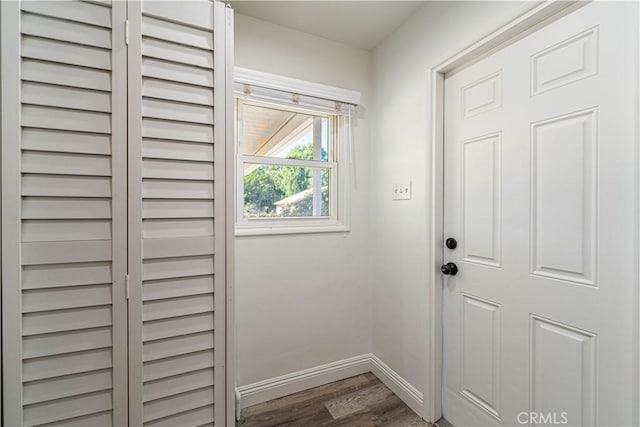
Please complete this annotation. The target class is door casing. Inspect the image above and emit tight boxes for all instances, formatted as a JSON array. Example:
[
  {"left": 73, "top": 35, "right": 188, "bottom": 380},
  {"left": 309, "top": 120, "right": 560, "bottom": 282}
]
[{"left": 425, "top": 0, "right": 640, "bottom": 422}]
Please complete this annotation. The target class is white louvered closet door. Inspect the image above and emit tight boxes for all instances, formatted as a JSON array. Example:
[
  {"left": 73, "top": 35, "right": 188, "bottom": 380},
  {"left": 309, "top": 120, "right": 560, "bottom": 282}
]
[
  {"left": 127, "top": 1, "right": 229, "bottom": 426},
  {"left": 1, "top": 1, "right": 128, "bottom": 426},
  {"left": 2, "top": 1, "right": 231, "bottom": 426}
]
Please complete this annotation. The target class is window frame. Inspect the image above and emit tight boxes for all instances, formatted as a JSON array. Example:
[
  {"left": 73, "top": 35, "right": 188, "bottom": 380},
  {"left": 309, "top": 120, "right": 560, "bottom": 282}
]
[
  {"left": 235, "top": 97, "right": 349, "bottom": 236},
  {"left": 233, "top": 67, "right": 361, "bottom": 237}
]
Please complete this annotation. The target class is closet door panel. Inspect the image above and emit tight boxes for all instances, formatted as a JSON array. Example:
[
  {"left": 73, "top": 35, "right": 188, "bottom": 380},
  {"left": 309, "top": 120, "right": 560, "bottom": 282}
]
[
  {"left": 128, "top": 1, "right": 227, "bottom": 425},
  {"left": 1, "top": 1, "right": 128, "bottom": 425}
]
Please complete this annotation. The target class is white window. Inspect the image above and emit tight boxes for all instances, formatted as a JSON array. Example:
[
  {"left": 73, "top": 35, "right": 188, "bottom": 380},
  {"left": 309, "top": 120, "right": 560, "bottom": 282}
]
[{"left": 234, "top": 68, "right": 360, "bottom": 236}]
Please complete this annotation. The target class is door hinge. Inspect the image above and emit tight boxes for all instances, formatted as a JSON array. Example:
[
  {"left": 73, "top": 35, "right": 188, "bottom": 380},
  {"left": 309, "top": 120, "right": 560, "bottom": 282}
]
[
  {"left": 125, "top": 275, "right": 130, "bottom": 300},
  {"left": 125, "top": 20, "right": 129, "bottom": 45}
]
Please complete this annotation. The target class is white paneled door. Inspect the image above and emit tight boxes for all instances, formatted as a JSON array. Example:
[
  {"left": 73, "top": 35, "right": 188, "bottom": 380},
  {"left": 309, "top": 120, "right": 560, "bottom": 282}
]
[
  {"left": 443, "top": 2, "right": 638, "bottom": 426},
  {"left": 1, "top": 1, "right": 231, "bottom": 426}
]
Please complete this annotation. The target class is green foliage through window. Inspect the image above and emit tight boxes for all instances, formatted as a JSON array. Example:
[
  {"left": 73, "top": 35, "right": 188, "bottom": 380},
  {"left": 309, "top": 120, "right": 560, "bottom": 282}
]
[{"left": 244, "top": 143, "right": 329, "bottom": 217}]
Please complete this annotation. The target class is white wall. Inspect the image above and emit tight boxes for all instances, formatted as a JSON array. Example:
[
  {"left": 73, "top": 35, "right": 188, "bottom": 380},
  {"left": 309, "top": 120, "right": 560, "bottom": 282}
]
[
  {"left": 234, "top": 0, "right": 538, "bottom": 404},
  {"left": 370, "top": 0, "right": 532, "bottom": 396},
  {"left": 234, "top": 14, "right": 373, "bottom": 387}
]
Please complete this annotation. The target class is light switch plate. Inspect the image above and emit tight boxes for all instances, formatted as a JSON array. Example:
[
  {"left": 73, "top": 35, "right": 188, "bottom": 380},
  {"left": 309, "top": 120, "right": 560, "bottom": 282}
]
[{"left": 393, "top": 182, "right": 412, "bottom": 200}]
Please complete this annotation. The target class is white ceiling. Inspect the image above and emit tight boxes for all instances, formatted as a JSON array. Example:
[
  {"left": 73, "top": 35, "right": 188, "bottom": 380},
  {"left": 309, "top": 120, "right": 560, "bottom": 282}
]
[{"left": 229, "top": 1, "right": 428, "bottom": 51}]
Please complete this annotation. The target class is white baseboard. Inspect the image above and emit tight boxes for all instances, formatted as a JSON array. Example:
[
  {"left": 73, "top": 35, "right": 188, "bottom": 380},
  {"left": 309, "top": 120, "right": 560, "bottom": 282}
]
[
  {"left": 236, "top": 354, "right": 372, "bottom": 408},
  {"left": 236, "top": 353, "right": 424, "bottom": 418},
  {"left": 370, "top": 354, "right": 424, "bottom": 416},
  {"left": 235, "top": 387, "right": 242, "bottom": 421}
]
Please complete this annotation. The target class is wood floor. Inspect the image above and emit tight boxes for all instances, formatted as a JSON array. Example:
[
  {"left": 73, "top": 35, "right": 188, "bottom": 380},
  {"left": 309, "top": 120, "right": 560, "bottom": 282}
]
[{"left": 239, "top": 373, "right": 433, "bottom": 427}]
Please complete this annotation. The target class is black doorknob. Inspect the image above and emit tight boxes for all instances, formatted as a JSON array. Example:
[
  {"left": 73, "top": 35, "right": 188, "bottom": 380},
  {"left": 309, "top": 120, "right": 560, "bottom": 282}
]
[
  {"left": 441, "top": 262, "right": 458, "bottom": 276},
  {"left": 446, "top": 238, "right": 457, "bottom": 250}
]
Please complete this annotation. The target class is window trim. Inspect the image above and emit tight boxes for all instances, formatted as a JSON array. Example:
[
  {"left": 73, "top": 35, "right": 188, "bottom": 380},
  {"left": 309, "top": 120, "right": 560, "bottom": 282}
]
[
  {"left": 235, "top": 67, "right": 361, "bottom": 105},
  {"left": 233, "top": 69, "right": 358, "bottom": 236}
]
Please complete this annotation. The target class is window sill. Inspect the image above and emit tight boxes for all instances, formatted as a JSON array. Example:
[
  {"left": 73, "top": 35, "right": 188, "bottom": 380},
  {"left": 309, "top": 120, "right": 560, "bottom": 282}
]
[{"left": 235, "top": 223, "right": 350, "bottom": 237}]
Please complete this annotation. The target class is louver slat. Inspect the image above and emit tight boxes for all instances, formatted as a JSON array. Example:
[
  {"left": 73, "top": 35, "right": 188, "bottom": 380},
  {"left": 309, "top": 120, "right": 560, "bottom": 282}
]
[
  {"left": 141, "top": 0, "right": 213, "bottom": 31},
  {"left": 22, "top": 59, "right": 112, "bottom": 91},
  {"left": 22, "top": 36, "right": 112, "bottom": 70},
  {"left": 23, "top": 390, "right": 113, "bottom": 426},
  {"left": 22, "top": 82, "right": 112, "bottom": 112},
  {"left": 143, "top": 331, "right": 214, "bottom": 363},
  {"left": 21, "top": 12, "right": 112, "bottom": 48},
  {"left": 142, "top": 199, "right": 215, "bottom": 219},
  {"left": 22, "top": 198, "right": 112, "bottom": 220},
  {"left": 143, "top": 158, "right": 214, "bottom": 180},
  {"left": 21, "top": 241, "right": 112, "bottom": 265},
  {"left": 143, "top": 78, "right": 214, "bottom": 106},
  {"left": 143, "top": 276, "right": 214, "bottom": 301},
  {"left": 23, "top": 369, "right": 113, "bottom": 405},
  {"left": 23, "top": 348, "right": 113, "bottom": 382},
  {"left": 39, "top": 411, "right": 114, "bottom": 427},
  {"left": 142, "top": 98, "right": 214, "bottom": 124},
  {"left": 143, "top": 349, "right": 214, "bottom": 383},
  {"left": 22, "top": 175, "right": 112, "bottom": 197},
  {"left": 22, "top": 262, "right": 112, "bottom": 290},
  {"left": 142, "top": 118, "right": 213, "bottom": 143},
  {"left": 143, "top": 219, "right": 214, "bottom": 238},
  {"left": 22, "top": 105, "right": 111, "bottom": 133},
  {"left": 22, "top": 151, "right": 112, "bottom": 176},
  {"left": 142, "top": 38, "right": 213, "bottom": 69},
  {"left": 142, "top": 16, "right": 213, "bottom": 49},
  {"left": 22, "top": 128, "right": 112, "bottom": 155},
  {"left": 142, "top": 295, "right": 214, "bottom": 321},
  {"left": 20, "top": 1, "right": 112, "bottom": 28},
  {"left": 23, "top": 327, "right": 112, "bottom": 359},
  {"left": 143, "top": 387, "right": 214, "bottom": 423},
  {"left": 22, "top": 305, "right": 113, "bottom": 336},
  {"left": 143, "top": 237, "right": 214, "bottom": 259},
  {"left": 22, "top": 219, "right": 112, "bottom": 242},
  {"left": 142, "top": 256, "right": 214, "bottom": 281},
  {"left": 143, "top": 368, "right": 214, "bottom": 403},
  {"left": 144, "top": 405, "right": 214, "bottom": 427},
  {"left": 142, "top": 58, "right": 214, "bottom": 87},
  {"left": 22, "top": 284, "right": 112, "bottom": 312},
  {"left": 143, "top": 312, "right": 214, "bottom": 341}
]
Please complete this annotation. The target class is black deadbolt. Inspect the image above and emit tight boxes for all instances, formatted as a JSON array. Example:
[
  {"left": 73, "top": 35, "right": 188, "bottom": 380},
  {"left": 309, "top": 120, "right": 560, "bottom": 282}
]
[
  {"left": 441, "top": 262, "right": 458, "bottom": 276},
  {"left": 445, "top": 238, "right": 457, "bottom": 250}
]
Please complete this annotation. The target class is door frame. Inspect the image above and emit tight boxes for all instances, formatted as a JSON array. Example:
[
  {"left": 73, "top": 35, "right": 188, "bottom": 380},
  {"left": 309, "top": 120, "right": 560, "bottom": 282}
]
[
  {"left": 220, "top": 4, "right": 237, "bottom": 427},
  {"left": 425, "top": 0, "right": 640, "bottom": 422}
]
